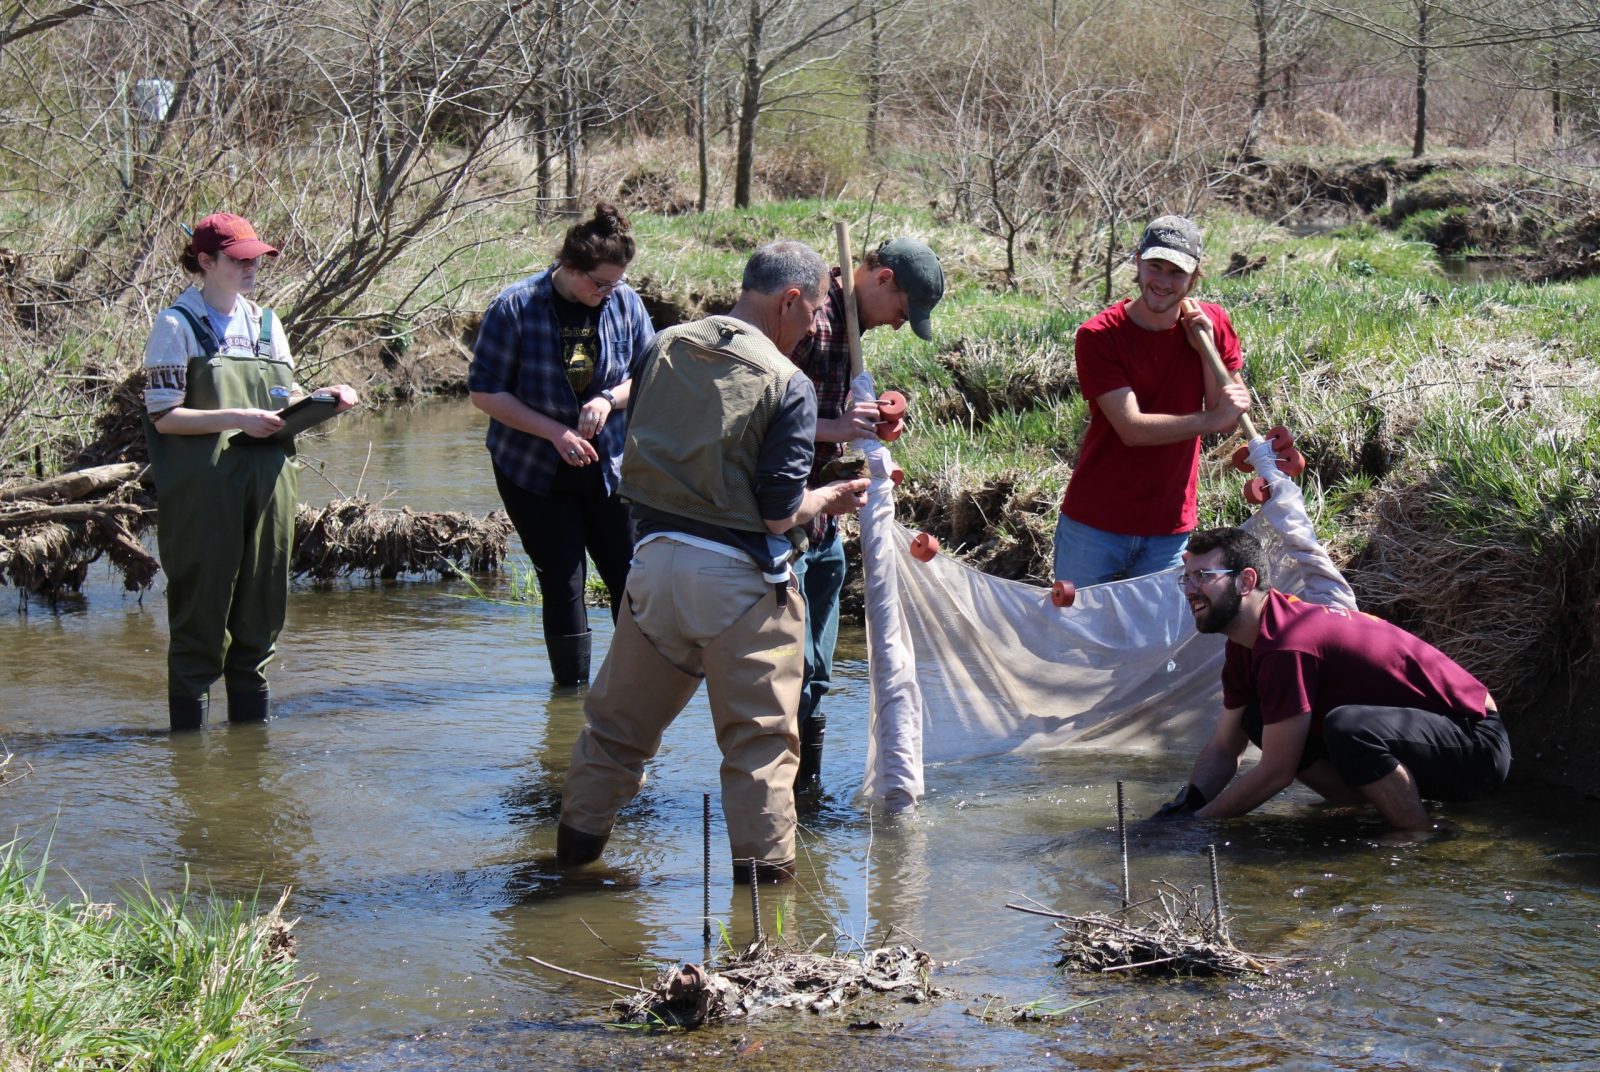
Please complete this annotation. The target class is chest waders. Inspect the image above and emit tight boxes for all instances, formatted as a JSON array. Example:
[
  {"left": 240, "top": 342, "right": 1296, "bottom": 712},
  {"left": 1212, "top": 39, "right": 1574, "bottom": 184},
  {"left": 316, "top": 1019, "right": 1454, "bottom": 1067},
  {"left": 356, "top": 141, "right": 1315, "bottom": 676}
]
[{"left": 145, "top": 306, "right": 297, "bottom": 730}]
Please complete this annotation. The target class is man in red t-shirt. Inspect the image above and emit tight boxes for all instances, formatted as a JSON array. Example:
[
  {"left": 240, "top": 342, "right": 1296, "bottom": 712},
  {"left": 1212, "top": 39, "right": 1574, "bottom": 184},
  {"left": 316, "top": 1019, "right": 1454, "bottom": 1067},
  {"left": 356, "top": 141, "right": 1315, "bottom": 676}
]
[
  {"left": 1155, "top": 527, "right": 1511, "bottom": 831},
  {"left": 1055, "top": 216, "right": 1251, "bottom": 587}
]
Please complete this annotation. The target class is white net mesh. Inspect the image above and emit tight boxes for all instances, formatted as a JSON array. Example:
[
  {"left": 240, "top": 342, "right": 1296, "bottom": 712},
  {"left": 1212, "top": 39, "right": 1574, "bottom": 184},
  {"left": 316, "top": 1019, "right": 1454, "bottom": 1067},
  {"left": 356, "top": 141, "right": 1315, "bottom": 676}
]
[{"left": 851, "top": 373, "right": 1356, "bottom": 810}]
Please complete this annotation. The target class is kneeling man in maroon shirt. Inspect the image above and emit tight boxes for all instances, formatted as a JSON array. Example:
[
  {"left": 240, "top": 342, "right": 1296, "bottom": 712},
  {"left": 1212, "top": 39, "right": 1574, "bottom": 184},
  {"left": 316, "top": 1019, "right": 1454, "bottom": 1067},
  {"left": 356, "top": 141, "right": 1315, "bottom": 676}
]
[{"left": 1157, "top": 527, "right": 1511, "bottom": 831}]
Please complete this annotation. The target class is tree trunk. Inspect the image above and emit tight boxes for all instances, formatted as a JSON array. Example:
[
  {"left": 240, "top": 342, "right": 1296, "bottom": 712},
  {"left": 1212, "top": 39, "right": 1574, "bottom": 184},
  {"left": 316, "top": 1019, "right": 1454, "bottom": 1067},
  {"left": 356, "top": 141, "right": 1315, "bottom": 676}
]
[
  {"left": 697, "top": 61, "right": 711, "bottom": 211},
  {"left": 1411, "top": 0, "right": 1428, "bottom": 159},
  {"left": 1100, "top": 214, "right": 1120, "bottom": 304},
  {"left": 733, "top": 0, "right": 763, "bottom": 209},
  {"left": 866, "top": 3, "right": 882, "bottom": 158},
  {"left": 692, "top": 0, "right": 710, "bottom": 210},
  {"left": 685, "top": 1, "right": 701, "bottom": 139},
  {"left": 1551, "top": 55, "right": 1563, "bottom": 138},
  {"left": 535, "top": 96, "right": 552, "bottom": 211},
  {"left": 554, "top": 0, "right": 579, "bottom": 212},
  {"left": 1241, "top": 0, "right": 1268, "bottom": 158}
]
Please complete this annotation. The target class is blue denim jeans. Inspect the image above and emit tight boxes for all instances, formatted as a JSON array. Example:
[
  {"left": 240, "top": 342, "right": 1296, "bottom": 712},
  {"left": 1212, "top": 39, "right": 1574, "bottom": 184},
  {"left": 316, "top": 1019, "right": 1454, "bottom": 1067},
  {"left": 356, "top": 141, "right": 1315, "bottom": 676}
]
[
  {"left": 790, "top": 526, "right": 847, "bottom": 728},
  {"left": 1052, "top": 514, "right": 1188, "bottom": 588}
]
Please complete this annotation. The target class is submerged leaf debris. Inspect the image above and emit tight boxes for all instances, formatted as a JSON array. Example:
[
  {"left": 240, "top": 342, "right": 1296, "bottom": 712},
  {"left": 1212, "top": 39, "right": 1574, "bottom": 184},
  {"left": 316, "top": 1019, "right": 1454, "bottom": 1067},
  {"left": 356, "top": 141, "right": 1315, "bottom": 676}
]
[{"left": 611, "top": 942, "right": 946, "bottom": 1029}]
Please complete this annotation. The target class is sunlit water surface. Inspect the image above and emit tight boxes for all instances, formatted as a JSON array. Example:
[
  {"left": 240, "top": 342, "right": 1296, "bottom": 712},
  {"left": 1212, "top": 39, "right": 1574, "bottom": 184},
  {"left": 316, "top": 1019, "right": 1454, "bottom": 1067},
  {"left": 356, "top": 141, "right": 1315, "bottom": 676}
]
[{"left": 2, "top": 400, "right": 1596, "bottom": 1071}]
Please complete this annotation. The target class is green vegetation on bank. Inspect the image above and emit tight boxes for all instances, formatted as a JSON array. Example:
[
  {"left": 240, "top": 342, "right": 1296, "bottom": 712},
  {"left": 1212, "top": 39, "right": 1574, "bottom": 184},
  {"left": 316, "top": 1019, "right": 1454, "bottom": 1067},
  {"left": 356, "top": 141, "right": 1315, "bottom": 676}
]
[
  {"left": 611, "top": 198, "right": 1600, "bottom": 710},
  {"left": 0, "top": 842, "right": 308, "bottom": 1072},
  {"left": 6, "top": 175, "right": 1600, "bottom": 709}
]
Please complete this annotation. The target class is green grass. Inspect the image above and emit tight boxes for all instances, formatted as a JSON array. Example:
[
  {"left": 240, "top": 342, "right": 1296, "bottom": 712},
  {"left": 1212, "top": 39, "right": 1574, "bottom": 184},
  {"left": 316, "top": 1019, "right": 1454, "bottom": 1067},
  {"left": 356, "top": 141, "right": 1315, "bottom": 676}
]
[{"left": 0, "top": 841, "right": 309, "bottom": 1072}]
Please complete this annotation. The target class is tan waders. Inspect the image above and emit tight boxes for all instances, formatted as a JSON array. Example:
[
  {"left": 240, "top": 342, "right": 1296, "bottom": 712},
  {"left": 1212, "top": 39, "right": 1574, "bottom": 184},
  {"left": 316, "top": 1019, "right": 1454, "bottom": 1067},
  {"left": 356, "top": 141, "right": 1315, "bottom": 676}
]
[
  {"left": 559, "top": 539, "right": 805, "bottom": 879},
  {"left": 146, "top": 307, "right": 296, "bottom": 729}
]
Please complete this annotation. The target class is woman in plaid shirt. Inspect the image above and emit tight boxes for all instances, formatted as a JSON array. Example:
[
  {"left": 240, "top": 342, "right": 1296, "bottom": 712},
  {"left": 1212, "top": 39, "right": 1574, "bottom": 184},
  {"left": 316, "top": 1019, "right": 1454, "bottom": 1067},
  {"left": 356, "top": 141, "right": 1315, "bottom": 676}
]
[{"left": 468, "top": 204, "right": 656, "bottom": 685}]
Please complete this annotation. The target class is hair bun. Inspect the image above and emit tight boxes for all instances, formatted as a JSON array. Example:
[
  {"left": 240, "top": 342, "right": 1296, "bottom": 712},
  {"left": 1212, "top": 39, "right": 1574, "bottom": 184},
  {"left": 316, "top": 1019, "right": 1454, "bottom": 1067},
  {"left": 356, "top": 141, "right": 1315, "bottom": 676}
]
[{"left": 592, "top": 201, "right": 630, "bottom": 236}]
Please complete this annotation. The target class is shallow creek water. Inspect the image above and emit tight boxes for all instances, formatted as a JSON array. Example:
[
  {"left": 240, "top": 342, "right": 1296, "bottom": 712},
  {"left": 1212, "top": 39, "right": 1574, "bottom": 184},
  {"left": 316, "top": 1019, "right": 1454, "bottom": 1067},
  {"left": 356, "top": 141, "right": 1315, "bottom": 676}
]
[{"left": 2, "top": 400, "right": 1597, "bottom": 1071}]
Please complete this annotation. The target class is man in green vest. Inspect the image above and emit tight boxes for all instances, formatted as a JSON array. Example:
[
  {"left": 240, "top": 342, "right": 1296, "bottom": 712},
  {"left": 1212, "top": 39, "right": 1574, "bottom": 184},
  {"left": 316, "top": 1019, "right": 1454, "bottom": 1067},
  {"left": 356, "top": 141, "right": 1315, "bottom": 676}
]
[{"left": 557, "top": 240, "right": 871, "bottom": 884}]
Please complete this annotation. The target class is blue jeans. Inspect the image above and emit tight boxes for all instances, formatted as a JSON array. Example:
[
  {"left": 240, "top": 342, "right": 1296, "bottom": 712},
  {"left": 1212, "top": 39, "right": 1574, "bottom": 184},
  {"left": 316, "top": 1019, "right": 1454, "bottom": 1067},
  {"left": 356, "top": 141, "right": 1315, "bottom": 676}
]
[
  {"left": 1052, "top": 514, "right": 1188, "bottom": 588},
  {"left": 790, "top": 526, "right": 846, "bottom": 729}
]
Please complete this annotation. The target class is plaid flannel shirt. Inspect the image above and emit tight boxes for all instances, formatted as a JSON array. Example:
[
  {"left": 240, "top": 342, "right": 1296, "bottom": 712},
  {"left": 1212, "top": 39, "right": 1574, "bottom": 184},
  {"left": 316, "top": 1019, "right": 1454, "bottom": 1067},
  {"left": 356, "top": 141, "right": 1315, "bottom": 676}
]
[
  {"left": 787, "top": 268, "right": 853, "bottom": 486},
  {"left": 787, "top": 268, "right": 855, "bottom": 544},
  {"left": 468, "top": 265, "right": 655, "bottom": 496}
]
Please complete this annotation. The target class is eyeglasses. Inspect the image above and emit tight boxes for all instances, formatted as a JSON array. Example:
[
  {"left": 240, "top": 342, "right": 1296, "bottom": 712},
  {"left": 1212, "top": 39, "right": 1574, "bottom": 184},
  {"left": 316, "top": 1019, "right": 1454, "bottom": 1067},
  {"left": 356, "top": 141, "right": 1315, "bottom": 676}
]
[
  {"left": 584, "top": 269, "right": 626, "bottom": 292},
  {"left": 1176, "top": 568, "right": 1237, "bottom": 589}
]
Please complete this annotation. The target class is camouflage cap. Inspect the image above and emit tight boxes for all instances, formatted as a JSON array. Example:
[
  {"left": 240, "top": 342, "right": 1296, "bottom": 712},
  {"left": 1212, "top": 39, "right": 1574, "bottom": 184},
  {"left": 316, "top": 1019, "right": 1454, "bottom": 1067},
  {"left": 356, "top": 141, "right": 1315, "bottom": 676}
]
[{"left": 1137, "top": 215, "right": 1202, "bottom": 274}]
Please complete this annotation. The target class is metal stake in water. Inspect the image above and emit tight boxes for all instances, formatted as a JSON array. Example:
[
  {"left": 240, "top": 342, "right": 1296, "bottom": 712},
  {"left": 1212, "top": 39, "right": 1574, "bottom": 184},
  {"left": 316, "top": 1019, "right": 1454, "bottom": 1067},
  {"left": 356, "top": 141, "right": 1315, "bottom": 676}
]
[
  {"left": 702, "top": 792, "right": 712, "bottom": 965},
  {"left": 748, "top": 860, "right": 763, "bottom": 945},
  {"left": 1207, "top": 843, "right": 1226, "bottom": 936},
  {"left": 1116, "top": 780, "right": 1130, "bottom": 910}
]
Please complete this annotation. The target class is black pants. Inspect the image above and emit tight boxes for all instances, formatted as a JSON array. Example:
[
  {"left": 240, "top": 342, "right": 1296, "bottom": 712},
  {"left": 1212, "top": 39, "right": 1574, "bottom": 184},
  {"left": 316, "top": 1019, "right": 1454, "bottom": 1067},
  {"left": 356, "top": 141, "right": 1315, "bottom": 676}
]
[
  {"left": 1322, "top": 705, "right": 1511, "bottom": 801},
  {"left": 1245, "top": 701, "right": 1511, "bottom": 800},
  {"left": 494, "top": 463, "right": 635, "bottom": 638}
]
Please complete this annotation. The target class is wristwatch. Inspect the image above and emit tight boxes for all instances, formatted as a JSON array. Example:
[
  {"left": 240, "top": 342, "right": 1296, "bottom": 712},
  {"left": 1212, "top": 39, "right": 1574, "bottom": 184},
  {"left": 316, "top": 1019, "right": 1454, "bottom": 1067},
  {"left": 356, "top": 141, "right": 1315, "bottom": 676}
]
[{"left": 599, "top": 388, "right": 617, "bottom": 407}]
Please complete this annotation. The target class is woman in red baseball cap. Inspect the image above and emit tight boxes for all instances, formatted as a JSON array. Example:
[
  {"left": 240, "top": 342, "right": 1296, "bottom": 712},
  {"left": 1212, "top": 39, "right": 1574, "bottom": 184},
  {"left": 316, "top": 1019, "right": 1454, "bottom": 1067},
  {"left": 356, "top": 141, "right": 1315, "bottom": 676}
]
[{"left": 141, "top": 212, "right": 358, "bottom": 730}]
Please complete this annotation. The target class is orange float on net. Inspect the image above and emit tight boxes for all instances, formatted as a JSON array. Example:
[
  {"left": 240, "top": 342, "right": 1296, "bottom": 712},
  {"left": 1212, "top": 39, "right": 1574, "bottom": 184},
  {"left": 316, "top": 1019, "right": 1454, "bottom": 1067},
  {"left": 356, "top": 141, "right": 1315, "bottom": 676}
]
[
  {"left": 877, "top": 390, "right": 907, "bottom": 421},
  {"left": 889, "top": 465, "right": 905, "bottom": 487},
  {"left": 910, "top": 531, "right": 940, "bottom": 562},
  {"left": 1051, "top": 580, "right": 1076, "bottom": 608},
  {"left": 1277, "top": 446, "right": 1307, "bottom": 478},
  {"left": 877, "top": 417, "right": 905, "bottom": 442},
  {"left": 1242, "top": 475, "right": 1271, "bottom": 505},
  {"left": 1230, "top": 444, "right": 1253, "bottom": 473},
  {"left": 1267, "top": 424, "right": 1294, "bottom": 452}
]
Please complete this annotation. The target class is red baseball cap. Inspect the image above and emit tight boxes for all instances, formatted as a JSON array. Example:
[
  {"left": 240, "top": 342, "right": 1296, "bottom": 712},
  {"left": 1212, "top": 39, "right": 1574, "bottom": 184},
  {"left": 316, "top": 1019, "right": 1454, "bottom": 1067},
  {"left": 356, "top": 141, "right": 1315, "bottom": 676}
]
[{"left": 190, "top": 213, "right": 278, "bottom": 259}]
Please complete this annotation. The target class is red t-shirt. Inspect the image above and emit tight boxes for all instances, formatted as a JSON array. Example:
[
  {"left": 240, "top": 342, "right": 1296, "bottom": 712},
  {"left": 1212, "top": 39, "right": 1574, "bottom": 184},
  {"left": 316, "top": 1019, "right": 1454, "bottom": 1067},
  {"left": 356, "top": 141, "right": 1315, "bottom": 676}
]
[
  {"left": 1061, "top": 299, "right": 1242, "bottom": 535},
  {"left": 1222, "top": 591, "right": 1491, "bottom": 736}
]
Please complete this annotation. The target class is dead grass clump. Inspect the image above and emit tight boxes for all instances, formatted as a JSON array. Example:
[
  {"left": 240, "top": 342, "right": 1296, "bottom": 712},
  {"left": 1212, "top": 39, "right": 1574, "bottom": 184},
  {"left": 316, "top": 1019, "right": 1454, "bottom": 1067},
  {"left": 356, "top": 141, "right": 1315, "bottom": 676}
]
[
  {"left": 929, "top": 335, "right": 1076, "bottom": 426},
  {"left": 1017, "top": 883, "right": 1285, "bottom": 978},
  {"left": 1334, "top": 342, "right": 1600, "bottom": 705},
  {"left": 617, "top": 165, "right": 697, "bottom": 217},
  {"left": 1350, "top": 476, "right": 1596, "bottom": 710},
  {"left": 293, "top": 497, "right": 512, "bottom": 582},
  {"left": 895, "top": 467, "right": 1063, "bottom": 582},
  {"left": 611, "top": 943, "right": 943, "bottom": 1029}
]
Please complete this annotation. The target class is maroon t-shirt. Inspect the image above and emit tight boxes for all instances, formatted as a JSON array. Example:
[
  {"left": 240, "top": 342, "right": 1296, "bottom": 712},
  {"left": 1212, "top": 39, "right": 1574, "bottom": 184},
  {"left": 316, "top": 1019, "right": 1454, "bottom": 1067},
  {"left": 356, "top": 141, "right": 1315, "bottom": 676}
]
[
  {"left": 1222, "top": 591, "right": 1491, "bottom": 736},
  {"left": 1061, "top": 299, "right": 1242, "bottom": 536}
]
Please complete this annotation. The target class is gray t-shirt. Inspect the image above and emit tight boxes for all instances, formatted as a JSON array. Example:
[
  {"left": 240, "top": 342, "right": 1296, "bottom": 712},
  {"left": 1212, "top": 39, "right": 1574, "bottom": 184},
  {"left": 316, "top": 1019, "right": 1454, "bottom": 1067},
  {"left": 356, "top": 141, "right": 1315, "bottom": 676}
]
[{"left": 143, "top": 285, "right": 296, "bottom": 415}]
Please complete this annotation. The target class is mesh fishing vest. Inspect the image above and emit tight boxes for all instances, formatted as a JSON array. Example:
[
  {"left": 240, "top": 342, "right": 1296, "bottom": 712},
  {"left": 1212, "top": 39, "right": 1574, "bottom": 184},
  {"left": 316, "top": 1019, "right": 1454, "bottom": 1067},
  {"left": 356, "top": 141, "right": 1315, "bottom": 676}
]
[{"left": 621, "top": 315, "right": 799, "bottom": 533}]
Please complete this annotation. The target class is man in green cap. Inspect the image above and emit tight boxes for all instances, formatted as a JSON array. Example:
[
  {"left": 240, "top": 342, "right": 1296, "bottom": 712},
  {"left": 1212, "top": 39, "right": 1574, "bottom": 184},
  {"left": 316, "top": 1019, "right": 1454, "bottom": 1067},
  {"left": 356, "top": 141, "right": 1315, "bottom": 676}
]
[{"left": 786, "top": 236, "right": 944, "bottom": 792}]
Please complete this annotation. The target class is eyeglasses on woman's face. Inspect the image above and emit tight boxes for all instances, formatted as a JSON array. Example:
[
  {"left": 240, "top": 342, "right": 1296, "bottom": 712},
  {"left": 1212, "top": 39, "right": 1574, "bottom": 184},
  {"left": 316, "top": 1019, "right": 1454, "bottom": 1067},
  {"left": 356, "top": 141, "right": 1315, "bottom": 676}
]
[{"left": 584, "top": 268, "right": 625, "bottom": 292}]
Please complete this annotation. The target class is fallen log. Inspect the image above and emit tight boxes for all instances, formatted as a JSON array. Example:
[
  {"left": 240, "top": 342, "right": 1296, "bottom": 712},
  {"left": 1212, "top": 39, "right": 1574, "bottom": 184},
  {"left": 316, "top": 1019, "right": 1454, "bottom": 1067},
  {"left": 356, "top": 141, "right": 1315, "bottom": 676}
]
[
  {"left": 0, "top": 462, "right": 144, "bottom": 504},
  {"left": 0, "top": 501, "right": 148, "bottom": 530},
  {"left": 2, "top": 469, "right": 512, "bottom": 597}
]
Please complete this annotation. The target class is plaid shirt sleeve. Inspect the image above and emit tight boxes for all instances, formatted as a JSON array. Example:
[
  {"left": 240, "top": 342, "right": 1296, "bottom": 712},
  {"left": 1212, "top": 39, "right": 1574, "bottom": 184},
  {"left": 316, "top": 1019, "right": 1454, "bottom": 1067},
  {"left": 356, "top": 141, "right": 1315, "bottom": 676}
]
[
  {"left": 470, "top": 271, "right": 655, "bottom": 497},
  {"left": 787, "top": 269, "right": 853, "bottom": 488},
  {"left": 469, "top": 272, "right": 568, "bottom": 495}
]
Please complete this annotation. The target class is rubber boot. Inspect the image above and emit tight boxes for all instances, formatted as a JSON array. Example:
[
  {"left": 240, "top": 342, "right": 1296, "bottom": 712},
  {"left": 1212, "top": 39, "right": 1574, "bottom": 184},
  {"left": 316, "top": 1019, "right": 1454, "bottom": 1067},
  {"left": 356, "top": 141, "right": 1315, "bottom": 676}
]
[
  {"left": 732, "top": 857, "right": 796, "bottom": 885},
  {"left": 169, "top": 694, "right": 208, "bottom": 732},
  {"left": 556, "top": 822, "right": 610, "bottom": 867},
  {"left": 547, "top": 632, "right": 592, "bottom": 687},
  {"left": 227, "top": 688, "right": 269, "bottom": 723},
  {"left": 796, "top": 712, "right": 826, "bottom": 790}
]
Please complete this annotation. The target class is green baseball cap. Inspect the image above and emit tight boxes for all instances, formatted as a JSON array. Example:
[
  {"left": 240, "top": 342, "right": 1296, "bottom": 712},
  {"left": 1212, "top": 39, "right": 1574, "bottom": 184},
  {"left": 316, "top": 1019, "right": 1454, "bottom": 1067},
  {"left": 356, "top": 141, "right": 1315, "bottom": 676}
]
[{"left": 876, "top": 237, "right": 944, "bottom": 341}]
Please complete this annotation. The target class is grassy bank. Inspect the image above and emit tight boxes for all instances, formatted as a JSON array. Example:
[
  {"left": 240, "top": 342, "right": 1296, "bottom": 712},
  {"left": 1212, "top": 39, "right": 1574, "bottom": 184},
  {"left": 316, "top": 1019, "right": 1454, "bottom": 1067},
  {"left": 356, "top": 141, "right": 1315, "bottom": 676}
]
[
  {"left": 6, "top": 168, "right": 1600, "bottom": 767},
  {"left": 0, "top": 842, "right": 308, "bottom": 1072},
  {"left": 623, "top": 200, "right": 1600, "bottom": 721}
]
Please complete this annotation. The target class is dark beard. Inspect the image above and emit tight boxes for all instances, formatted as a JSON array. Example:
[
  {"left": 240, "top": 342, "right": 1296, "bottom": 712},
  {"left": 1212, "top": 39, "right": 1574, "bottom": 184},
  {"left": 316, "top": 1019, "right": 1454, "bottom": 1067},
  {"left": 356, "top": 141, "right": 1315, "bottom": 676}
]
[{"left": 1193, "top": 585, "right": 1242, "bottom": 634}]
